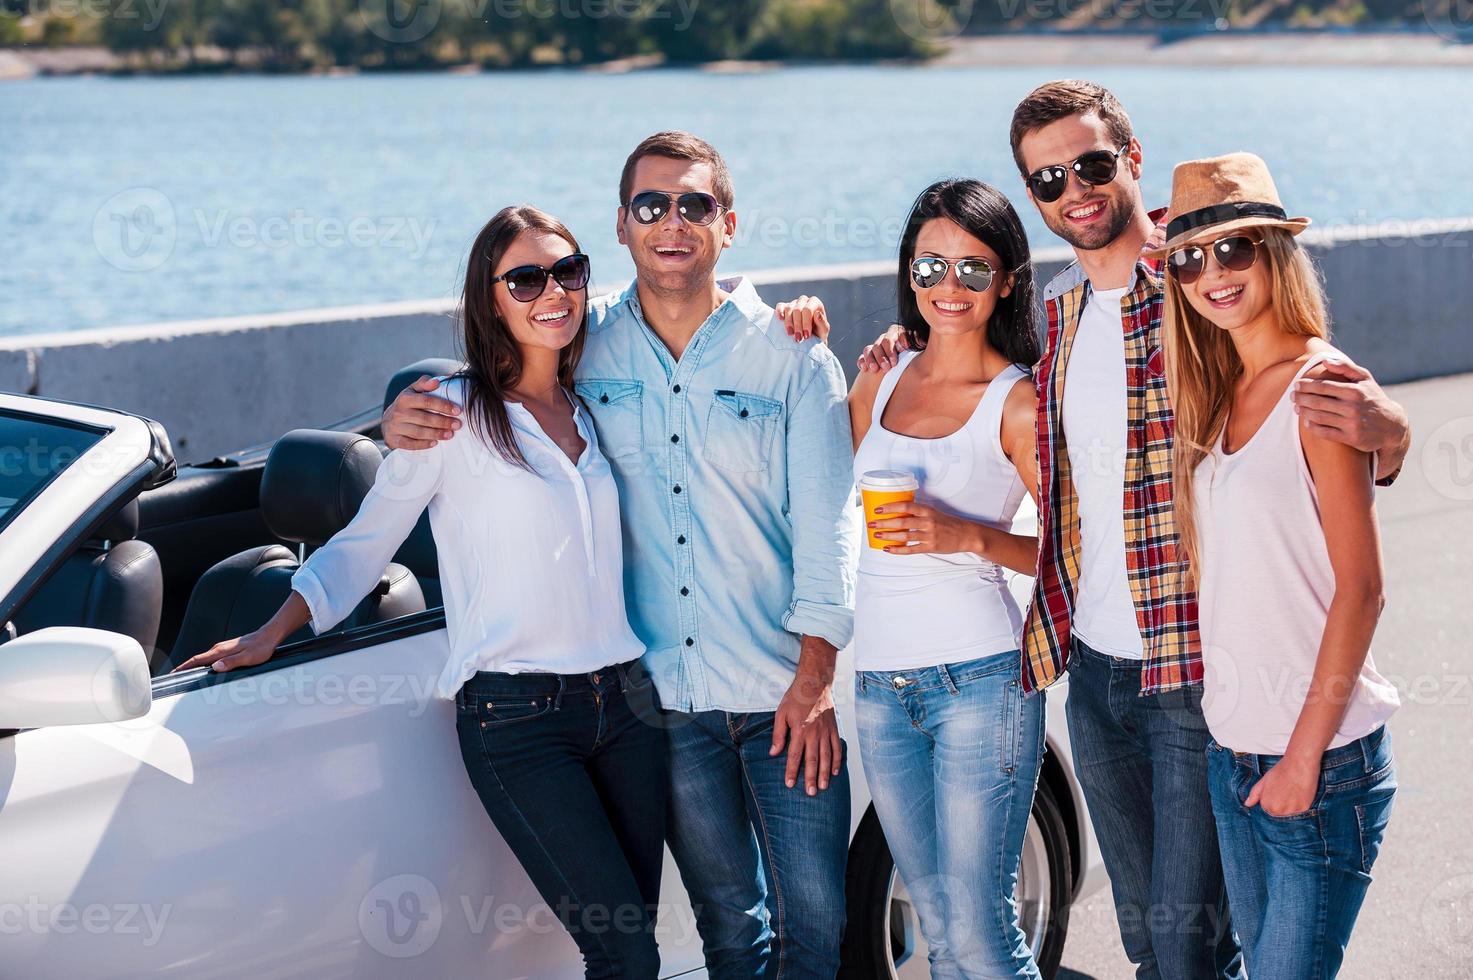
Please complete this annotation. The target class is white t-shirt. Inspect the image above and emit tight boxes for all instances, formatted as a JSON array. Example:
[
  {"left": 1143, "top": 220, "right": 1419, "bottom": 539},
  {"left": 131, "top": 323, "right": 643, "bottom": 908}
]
[{"left": 1061, "top": 279, "right": 1144, "bottom": 659}]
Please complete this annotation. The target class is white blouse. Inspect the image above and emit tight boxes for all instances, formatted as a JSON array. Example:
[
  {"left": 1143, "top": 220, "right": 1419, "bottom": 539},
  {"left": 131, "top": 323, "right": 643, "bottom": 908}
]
[{"left": 290, "top": 376, "right": 645, "bottom": 700}]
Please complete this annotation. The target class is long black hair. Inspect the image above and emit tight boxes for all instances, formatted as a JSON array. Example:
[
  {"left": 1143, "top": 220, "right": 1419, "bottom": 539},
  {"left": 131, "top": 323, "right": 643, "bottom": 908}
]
[
  {"left": 895, "top": 179, "right": 1039, "bottom": 369},
  {"left": 454, "top": 205, "right": 589, "bottom": 471}
]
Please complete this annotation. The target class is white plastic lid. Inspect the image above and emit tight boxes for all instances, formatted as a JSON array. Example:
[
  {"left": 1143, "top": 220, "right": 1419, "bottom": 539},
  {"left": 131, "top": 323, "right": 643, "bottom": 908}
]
[{"left": 858, "top": 469, "right": 919, "bottom": 491}]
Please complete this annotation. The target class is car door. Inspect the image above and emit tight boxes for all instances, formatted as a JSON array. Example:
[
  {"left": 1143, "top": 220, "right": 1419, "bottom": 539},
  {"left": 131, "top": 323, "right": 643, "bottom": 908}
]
[{"left": 0, "top": 394, "right": 708, "bottom": 979}]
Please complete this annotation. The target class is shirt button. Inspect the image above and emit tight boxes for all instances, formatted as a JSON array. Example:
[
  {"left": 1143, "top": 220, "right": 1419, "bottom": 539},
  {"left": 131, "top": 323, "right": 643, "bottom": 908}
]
[
  {"left": 680, "top": 587, "right": 689, "bottom": 596},
  {"left": 685, "top": 637, "right": 694, "bottom": 647},
  {"left": 677, "top": 535, "right": 686, "bottom": 544},
  {"left": 673, "top": 384, "right": 682, "bottom": 393},
  {"left": 671, "top": 434, "right": 679, "bottom": 443},
  {"left": 599, "top": 394, "right": 609, "bottom": 403},
  {"left": 673, "top": 485, "right": 682, "bottom": 494},
  {"left": 739, "top": 408, "right": 749, "bottom": 418}
]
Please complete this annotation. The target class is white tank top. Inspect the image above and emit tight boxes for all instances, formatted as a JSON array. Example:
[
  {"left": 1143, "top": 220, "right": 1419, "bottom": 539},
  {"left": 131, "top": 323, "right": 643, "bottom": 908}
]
[
  {"left": 1194, "top": 347, "right": 1399, "bottom": 755},
  {"left": 852, "top": 350, "right": 1030, "bottom": 671}
]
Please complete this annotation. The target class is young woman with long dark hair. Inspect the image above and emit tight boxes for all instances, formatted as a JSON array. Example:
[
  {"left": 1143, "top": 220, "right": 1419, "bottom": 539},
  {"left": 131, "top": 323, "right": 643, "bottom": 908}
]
[
  {"left": 174, "top": 205, "right": 668, "bottom": 978},
  {"left": 850, "top": 178, "right": 1047, "bottom": 978}
]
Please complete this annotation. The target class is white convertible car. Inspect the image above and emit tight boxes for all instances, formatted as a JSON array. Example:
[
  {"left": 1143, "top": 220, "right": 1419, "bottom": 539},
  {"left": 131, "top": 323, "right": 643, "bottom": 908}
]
[{"left": 0, "top": 361, "right": 1103, "bottom": 979}]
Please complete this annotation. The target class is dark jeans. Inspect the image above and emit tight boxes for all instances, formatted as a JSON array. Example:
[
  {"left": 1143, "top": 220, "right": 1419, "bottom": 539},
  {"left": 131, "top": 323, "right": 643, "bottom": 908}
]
[
  {"left": 1065, "top": 638, "right": 1243, "bottom": 980},
  {"left": 664, "top": 709, "right": 851, "bottom": 980},
  {"left": 455, "top": 660, "right": 669, "bottom": 979},
  {"left": 1208, "top": 726, "right": 1396, "bottom": 979}
]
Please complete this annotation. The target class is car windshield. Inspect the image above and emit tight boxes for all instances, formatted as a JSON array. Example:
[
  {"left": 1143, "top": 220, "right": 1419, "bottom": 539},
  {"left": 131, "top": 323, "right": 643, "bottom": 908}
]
[{"left": 0, "top": 411, "right": 108, "bottom": 535}]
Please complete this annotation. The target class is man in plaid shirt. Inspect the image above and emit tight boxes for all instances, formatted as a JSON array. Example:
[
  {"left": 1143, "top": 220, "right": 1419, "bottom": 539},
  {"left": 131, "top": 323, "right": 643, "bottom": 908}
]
[{"left": 845, "top": 80, "right": 1411, "bottom": 978}]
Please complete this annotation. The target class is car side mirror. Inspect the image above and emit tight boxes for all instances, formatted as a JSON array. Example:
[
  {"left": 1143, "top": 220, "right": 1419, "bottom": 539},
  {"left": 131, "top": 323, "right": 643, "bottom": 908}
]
[{"left": 0, "top": 627, "right": 152, "bottom": 729}]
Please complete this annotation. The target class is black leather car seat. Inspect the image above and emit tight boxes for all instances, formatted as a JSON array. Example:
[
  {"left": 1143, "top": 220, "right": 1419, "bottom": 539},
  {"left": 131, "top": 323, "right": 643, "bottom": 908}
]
[
  {"left": 13, "top": 497, "right": 166, "bottom": 670},
  {"left": 163, "top": 430, "right": 425, "bottom": 672}
]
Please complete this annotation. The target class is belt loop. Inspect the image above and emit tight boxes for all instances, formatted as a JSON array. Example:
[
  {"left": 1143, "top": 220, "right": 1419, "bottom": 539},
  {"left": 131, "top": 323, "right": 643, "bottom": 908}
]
[
  {"left": 938, "top": 663, "right": 959, "bottom": 696},
  {"left": 615, "top": 661, "right": 629, "bottom": 693},
  {"left": 554, "top": 675, "right": 566, "bottom": 711},
  {"left": 1359, "top": 729, "right": 1375, "bottom": 772},
  {"left": 857, "top": 673, "right": 866, "bottom": 693}
]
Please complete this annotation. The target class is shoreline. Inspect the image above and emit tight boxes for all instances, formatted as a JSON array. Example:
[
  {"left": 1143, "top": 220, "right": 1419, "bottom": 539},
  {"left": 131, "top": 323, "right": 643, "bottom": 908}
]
[{"left": 3, "top": 29, "right": 1471, "bottom": 80}]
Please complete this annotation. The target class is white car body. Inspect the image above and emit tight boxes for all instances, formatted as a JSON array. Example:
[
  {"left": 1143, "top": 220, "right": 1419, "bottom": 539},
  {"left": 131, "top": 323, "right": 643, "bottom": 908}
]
[{"left": 0, "top": 390, "right": 1103, "bottom": 978}]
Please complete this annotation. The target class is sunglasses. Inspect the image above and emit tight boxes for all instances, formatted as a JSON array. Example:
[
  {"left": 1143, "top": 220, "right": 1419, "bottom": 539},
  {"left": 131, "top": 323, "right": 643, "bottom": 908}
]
[
  {"left": 491, "top": 252, "right": 591, "bottom": 303},
  {"left": 1025, "top": 144, "right": 1130, "bottom": 204},
  {"left": 1166, "top": 235, "right": 1262, "bottom": 285},
  {"left": 910, "top": 256, "right": 996, "bottom": 292},
  {"left": 624, "top": 190, "right": 725, "bottom": 226}
]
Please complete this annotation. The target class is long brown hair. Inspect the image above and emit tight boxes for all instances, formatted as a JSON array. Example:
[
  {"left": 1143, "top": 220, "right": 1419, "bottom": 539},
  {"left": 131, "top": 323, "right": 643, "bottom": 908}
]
[
  {"left": 1165, "top": 227, "right": 1330, "bottom": 587},
  {"left": 453, "top": 205, "right": 588, "bottom": 472}
]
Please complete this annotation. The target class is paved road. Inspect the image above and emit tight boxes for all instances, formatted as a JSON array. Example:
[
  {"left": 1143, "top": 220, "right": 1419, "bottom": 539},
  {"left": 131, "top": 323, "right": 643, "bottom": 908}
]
[{"left": 1055, "top": 370, "right": 1473, "bottom": 979}]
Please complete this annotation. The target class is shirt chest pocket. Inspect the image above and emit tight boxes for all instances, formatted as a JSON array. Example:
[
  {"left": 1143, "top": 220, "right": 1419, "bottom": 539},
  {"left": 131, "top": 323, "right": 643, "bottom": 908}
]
[
  {"left": 575, "top": 379, "right": 644, "bottom": 459},
  {"left": 703, "top": 389, "right": 783, "bottom": 474}
]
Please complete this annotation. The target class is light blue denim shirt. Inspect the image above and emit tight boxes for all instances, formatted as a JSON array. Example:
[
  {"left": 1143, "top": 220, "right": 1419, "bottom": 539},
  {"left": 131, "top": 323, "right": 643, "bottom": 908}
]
[{"left": 573, "top": 275, "right": 858, "bottom": 713}]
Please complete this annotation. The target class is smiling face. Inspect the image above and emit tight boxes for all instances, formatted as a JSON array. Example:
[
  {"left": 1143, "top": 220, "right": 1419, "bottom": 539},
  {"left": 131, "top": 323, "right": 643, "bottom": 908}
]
[
  {"left": 616, "top": 155, "right": 734, "bottom": 297},
  {"left": 1175, "top": 231, "right": 1274, "bottom": 333},
  {"left": 1018, "top": 111, "right": 1141, "bottom": 251},
  {"left": 491, "top": 229, "right": 586, "bottom": 354},
  {"left": 910, "top": 217, "right": 1012, "bottom": 339}
]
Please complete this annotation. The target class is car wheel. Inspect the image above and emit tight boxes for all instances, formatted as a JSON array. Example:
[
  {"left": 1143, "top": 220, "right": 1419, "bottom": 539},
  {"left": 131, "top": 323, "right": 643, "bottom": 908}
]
[{"left": 839, "top": 777, "right": 1073, "bottom": 978}]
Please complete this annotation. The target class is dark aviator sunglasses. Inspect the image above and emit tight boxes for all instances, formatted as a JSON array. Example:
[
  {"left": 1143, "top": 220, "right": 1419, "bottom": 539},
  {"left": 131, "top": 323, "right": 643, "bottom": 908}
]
[
  {"left": 1026, "top": 144, "right": 1131, "bottom": 204},
  {"left": 623, "top": 190, "right": 725, "bottom": 226}
]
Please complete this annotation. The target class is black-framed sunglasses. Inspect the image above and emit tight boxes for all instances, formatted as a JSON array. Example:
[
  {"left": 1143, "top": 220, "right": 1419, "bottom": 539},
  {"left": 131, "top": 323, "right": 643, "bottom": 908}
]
[
  {"left": 1167, "top": 235, "right": 1263, "bottom": 285},
  {"left": 1025, "top": 144, "right": 1130, "bottom": 203},
  {"left": 490, "top": 252, "right": 591, "bottom": 303},
  {"left": 909, "top": 255, "right": 996, "bottom": 293},
  {"left": 623, "top": 190, "right": 725, "bottom": 226}
]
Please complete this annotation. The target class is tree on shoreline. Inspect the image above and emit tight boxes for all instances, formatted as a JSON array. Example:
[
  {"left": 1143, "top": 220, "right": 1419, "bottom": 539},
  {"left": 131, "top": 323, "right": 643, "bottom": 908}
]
[{"left": 33, "top": 0, "right": 937, "bottom": 73}]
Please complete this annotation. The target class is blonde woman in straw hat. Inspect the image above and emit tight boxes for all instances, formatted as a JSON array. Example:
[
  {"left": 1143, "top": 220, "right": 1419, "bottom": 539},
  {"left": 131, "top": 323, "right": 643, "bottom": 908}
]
[{"left": 1156, "top": 152, "right": 1401, "bottom": 979}]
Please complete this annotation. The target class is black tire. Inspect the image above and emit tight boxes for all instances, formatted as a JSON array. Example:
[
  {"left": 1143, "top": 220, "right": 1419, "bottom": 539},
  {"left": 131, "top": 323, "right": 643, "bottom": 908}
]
[{"left": 838, "top": 776, "right": 1074, "bottom": 978}]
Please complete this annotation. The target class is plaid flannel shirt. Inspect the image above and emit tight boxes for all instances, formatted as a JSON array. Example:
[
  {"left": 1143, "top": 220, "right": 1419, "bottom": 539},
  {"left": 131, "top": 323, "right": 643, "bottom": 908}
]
[{"left": 1021, "top": 239, "right": 1202, "bottom": 696}]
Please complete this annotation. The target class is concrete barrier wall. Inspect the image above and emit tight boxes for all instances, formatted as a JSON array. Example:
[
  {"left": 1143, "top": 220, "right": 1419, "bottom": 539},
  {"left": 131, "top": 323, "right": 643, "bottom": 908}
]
[{"left": 2, "top": 219, "right": 1468, "bottom": 462}]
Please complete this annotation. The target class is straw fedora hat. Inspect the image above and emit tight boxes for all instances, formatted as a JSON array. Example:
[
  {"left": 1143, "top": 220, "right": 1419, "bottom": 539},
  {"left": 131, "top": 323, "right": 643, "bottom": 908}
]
[{"left": 1145, "top": 152, "right": 1311, "bottom": 259}]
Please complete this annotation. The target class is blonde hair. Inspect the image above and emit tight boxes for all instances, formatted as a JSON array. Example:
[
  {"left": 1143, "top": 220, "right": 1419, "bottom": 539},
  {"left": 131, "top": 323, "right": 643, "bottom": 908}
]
[{"left": 1165, "top": 228, "right": 1330, "bottom": 589}]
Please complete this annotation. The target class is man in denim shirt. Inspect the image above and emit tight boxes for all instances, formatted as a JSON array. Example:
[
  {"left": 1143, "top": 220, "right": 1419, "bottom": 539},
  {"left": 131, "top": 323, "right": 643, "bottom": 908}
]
[{"left": 384, "top": 132, "right": 858, "bottom": 978}]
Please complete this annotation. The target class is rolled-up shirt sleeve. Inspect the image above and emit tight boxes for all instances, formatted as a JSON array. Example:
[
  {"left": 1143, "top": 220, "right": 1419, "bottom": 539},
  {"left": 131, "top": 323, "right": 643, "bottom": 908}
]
[
  {"left": 292, "top": 442, "right": 446, "bottom": 634},
  {"left": 782, "top": 345, "right": 859, "bottom": 649}
]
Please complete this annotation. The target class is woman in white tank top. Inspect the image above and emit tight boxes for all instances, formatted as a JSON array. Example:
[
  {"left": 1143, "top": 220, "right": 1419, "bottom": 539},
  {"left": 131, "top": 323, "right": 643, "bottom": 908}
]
[
  {"left": 848, "top": 179, "right": 1047, "bottom": 979},
  {"left": 1158, "top": 153, "right": 1399, "bottom": 979}
]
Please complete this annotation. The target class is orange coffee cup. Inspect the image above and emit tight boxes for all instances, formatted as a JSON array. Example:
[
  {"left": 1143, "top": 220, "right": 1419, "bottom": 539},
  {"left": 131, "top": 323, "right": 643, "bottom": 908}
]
[{"left": 859, "top": 470, "right": 919, "bottom": 550}]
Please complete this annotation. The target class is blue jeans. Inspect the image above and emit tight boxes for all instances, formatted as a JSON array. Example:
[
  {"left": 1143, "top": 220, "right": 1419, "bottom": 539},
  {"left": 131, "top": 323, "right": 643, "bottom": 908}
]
[
  {"left": 454, "top": 661, "right": 668, "bottom": 979},
  {"left": 1065, "top": 638, "right": 1243, "bottom": 980},
  {"left": 1207, "top": 726, "right": 1396, "bottom": 979},
  {"left": 663, "top": 709, "right": 851, "bottom": 980},
  {"left": 856, "top": 650, "right": 1045, "bottom": 979}
]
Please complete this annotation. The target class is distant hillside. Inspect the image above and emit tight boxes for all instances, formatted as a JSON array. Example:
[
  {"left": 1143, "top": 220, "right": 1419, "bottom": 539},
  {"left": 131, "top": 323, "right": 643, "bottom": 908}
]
[{"left": 1, "top": 0, "right": 1462, "bottom": 75}]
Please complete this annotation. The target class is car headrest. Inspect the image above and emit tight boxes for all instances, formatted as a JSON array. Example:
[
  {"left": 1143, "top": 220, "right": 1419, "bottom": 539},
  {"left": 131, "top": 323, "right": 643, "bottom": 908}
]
[
  {"left": 94, "top": 498, "right": 141, "bottom": 542},
  {"left": 384, "top": 358, "right": 465, "bottom": 415},
  {"left": 261, "top": 430, "right": 384, "bottom": 547}
]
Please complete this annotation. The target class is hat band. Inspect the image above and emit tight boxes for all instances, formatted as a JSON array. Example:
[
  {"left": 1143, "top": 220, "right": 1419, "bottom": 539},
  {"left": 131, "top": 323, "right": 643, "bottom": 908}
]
[{"left": 1167, "top": 201, "right": 1288, "bottom": 242}]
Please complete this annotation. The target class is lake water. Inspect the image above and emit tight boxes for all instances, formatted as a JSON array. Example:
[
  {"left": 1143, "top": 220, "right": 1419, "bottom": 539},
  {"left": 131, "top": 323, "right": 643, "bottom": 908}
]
[{"left": 3, "top": 64, "right": 1472, "bottom": 337}]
